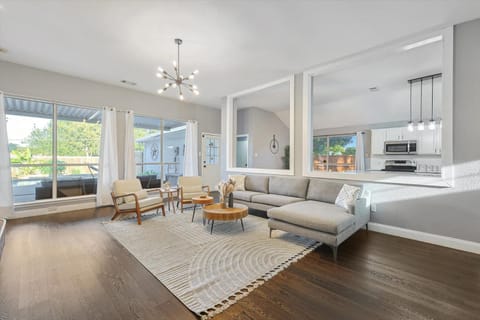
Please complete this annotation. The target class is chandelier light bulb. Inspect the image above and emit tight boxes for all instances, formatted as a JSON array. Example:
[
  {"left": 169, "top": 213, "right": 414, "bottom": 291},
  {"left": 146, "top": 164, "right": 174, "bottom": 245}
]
[
  {"left": 428, "top": 119, "right": 436, "bottom": 130},
  {"left": 156, "top": 38, "right": 199, "bottom": 99},
  {"left": 417, "top": 121, "right": 425, "bottom": 131},
  {"left": 407, "top": 121, "right": 414, "bottom": 132}
]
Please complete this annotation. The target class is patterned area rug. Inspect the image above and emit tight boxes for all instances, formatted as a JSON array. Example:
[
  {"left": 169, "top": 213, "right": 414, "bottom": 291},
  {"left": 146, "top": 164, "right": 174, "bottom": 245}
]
[{"left": 103, "top": 209, "right": 319, "bottom": 318}]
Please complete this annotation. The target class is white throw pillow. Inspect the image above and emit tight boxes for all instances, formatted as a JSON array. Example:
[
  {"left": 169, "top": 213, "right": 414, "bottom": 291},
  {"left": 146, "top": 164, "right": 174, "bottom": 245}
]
[
  {"left": 228, "top": 175, "right": 246, "bottom": 191},
  {"left": 335, "top": 184, "right": 361, "bottom": 213}
]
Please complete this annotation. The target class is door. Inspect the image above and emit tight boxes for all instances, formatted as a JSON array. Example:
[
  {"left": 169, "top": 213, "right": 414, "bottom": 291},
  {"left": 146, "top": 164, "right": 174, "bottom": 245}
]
[
  {"left": 201, "top": 133, "right": 221, "bottom": 190},
  {"left": 236, "top": 135, "right": 248, "bottom": 167}
]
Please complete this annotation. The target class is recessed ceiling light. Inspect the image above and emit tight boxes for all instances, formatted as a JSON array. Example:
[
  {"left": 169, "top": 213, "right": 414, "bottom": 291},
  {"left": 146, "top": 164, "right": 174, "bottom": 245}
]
[
  {"left": 120, "top": 80, "right": 136, "bottom": 86},
  {"left": 402, "top": 35, "right": 442, "bottom": 51},
  {"left": 369, "top": 86, "right": 379, "bottom": 92}
]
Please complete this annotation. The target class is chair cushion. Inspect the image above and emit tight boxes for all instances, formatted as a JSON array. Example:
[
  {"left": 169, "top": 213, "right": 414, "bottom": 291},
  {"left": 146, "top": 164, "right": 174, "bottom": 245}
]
[
  {"left": 118, "top": 196, "right": 163, "bottom": 210},
  {"left": 233, "top": 190, "right": 265, "bottom": 202},
  {"left": 113, "top": 179, "right": 143, "bottom": 203},
  {"left": 267, "top": 200, "right": 355, "bottom": 235},
  {"left": 251, "top": 194, "right": 304, "bottom": 207},
  {"left": 179, "top": 176, "right": 203, "bottom": 193},
  {"left": 269, "top": 176, "right": 309, "bottom": 198},
  {"left": 124, "top": 189, "right": 149, "bottom": 203},
  {"left": 245, "top": 175, "right": 269, "bottom": 193},
  {"left": 182, "top": 191, "right": 208, "bottom": 200}
]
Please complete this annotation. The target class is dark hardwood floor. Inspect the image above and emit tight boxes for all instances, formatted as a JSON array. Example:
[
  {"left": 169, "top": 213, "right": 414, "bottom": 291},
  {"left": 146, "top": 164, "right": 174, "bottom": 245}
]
[{"left": 0, "top": 208, "right": 479, "bottom": 320}]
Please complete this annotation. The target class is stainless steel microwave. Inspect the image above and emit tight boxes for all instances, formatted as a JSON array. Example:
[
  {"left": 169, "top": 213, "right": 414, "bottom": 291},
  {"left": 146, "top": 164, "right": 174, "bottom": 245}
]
[{"left": 384, "top": 140, "right": 417, "bottom": 154}]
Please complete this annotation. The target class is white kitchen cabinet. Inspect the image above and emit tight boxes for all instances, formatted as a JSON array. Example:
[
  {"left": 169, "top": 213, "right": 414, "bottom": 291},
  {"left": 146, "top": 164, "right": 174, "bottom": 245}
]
[
  {"left": 401, "top": 126, "right": 417, "bottom": 141},
  {"left": 371, "top": 128, "right": 386, "bottom": 155},
  {"left": 385, "top": 127, "right": 403, "bottom": 141},
  {"left": 418, "top": 129, "right": 436, "bottom": 154},
  {"left": 434, "top": 127, "right": 442, "bottom": 154}
]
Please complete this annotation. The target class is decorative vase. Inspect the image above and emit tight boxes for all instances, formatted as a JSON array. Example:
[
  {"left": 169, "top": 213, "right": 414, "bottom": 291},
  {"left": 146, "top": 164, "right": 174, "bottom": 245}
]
[{"left": 228, "top": 193, "right": 234, "bottom": 208}]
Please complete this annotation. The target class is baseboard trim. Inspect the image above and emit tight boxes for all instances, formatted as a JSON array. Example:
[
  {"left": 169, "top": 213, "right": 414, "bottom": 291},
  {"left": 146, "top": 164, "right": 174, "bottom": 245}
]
[
  {"left": 9, "top": 201, "right": 96, "bottom": 219},
  {"left": 368, "top": 222, "right": 480, "bottom": 255}
]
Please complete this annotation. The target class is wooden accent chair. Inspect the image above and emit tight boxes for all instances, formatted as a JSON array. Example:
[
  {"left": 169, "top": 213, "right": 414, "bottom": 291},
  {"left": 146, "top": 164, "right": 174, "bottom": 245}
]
[
  {"left": 177, "top": 176, "right": 210, "bottom": 213},
  {"left": 110, "top": 179, "right": 165, "bottom": 225}
]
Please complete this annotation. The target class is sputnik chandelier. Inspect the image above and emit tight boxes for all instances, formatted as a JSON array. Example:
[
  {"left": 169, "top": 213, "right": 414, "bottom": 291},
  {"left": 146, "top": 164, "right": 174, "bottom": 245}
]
[{"left": 156, "top": 38, "right": 199, "bottom": 100}]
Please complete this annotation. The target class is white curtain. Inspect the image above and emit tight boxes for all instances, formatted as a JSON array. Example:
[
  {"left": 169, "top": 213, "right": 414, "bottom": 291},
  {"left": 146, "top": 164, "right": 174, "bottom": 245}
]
[
  {"left": 124, "top": 110, "right": 136, "bottom": 180},
  {"left": 355, "top": 131, "right": 366, "bottom": 172},
  {"left": 96, "top": 107, "right": 119, "bottom": 206},
  {"left": 184, "top": 120, "right": 198, "bottom": 176},
  {"left": 0, "top": 92, "right": 13, "bottom": 215}
]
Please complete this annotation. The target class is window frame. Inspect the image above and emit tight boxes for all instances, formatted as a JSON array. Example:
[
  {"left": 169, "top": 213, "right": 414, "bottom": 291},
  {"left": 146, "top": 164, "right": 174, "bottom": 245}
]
[
  {"left": 312, "top": 133, "right": 357, "bottom": 172},
  {"left": 226, "top": 75, "right": 295, "bottom": 175},
  {"left": 5, "top": 94, "right": 102, "bottom": 205},
  {"left": 133, "top": 115, "right": 187, "bottom": 187}
]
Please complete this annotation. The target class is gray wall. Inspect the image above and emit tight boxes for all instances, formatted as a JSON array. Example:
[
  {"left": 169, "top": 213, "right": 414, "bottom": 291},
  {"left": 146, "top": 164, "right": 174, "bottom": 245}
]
[
  {"left": 0, "top": 61, "right": 221, "bottom": 180},
  {"left": 224, "top": 19, "right": 480, "bottom": 243},
  {"left": 237, "top": 107, "right": 289, "bottom": 169},
  {"left": 0, "top": 61, "right": 221, "bottom": 216}
]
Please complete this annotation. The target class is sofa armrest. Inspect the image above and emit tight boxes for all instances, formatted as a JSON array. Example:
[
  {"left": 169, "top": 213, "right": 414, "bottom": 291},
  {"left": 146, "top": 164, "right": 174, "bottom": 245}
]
[{"left": 353, "top": 190, "right": 371, "bottom": 228}]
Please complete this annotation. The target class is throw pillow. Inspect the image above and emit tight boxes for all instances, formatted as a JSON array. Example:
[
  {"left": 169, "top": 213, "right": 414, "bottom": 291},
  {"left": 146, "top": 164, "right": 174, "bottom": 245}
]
[
  {"left": 228, "top": 175, "right": 246, "bottom": 191},
  {"left": 335, "top": 184, "right": 361, "bottom": 212}
]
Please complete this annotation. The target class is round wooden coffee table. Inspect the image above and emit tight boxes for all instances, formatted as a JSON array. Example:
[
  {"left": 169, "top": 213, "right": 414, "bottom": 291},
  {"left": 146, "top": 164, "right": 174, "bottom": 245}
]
[
  {"left": 191, "top": 196, "right": 214, "bottom": 223},
  {"left": 203, "top": 203, "right": 248, "bottom": 234}
]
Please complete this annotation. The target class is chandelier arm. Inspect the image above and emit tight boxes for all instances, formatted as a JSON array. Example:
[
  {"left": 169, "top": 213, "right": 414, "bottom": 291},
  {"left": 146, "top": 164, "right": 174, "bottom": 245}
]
[{"left": 164, "top": 73, "right": 177, "bottom": 81}]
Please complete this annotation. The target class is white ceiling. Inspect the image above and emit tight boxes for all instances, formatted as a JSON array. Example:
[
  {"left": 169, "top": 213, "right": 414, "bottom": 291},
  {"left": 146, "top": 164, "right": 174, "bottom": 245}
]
[
  {"left": 312, "top": 40, "right": 443, "bottom": 130},
  {"left": 0, "top": 0, "right": 479, "bottom": 108}
]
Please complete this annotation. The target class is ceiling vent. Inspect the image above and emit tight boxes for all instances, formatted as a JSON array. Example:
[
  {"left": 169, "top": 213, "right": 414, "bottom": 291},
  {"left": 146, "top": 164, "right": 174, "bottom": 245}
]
[{"left": 120, "top": 80, "right": 136, "bottom": 86}]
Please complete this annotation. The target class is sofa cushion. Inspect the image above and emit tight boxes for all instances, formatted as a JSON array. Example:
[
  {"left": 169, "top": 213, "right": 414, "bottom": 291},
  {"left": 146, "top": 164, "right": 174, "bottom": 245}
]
[
  {"left": 233, "top": 190, "right": 265, "bottom": 202},
  {"left": 306, "top": 179, "right": 345, "bottom": 204},
  {"left": 269, "top": 176, "right": 309, "bottom": 198},
  {"left": 267, "top": 200, "right": 355, "bottom": 235},
  {"left": 245, "top": 175, "right": 269, "bottom": 193},
  {"left": 251, "top": 194, "right": 305, "bottom": 207}
]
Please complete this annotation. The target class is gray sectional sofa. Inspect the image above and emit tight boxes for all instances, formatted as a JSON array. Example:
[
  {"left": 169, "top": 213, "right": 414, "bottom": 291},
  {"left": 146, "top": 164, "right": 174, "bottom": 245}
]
[{"left": 233, "top": 175, "right": 371, "bottom": 260}]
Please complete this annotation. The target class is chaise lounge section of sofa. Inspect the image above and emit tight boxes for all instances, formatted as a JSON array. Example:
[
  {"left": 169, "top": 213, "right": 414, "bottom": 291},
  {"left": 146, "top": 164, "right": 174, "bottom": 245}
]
[{"left": 233, "top": 175, "right": 371, "bottom": 260}]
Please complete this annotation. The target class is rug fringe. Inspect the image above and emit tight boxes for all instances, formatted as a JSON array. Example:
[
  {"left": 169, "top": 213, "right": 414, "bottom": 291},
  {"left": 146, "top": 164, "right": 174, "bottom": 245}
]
[{"left": 198, "top": 241, "right": 320, "bottom": 319}]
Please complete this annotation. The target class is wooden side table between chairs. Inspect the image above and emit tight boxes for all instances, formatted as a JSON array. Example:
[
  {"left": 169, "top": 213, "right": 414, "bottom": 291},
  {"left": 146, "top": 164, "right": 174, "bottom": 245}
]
[
  {"left": 160, "top": 187, "right": 179, "bottom": 213},
  {"left": 191, "top": 196, "right": 215, "bottom": 222}
]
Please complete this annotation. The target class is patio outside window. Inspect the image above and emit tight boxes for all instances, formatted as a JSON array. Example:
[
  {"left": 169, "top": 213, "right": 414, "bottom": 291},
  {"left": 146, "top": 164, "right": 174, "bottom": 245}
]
[{"left": 5, "top": 96, "right": 101, "bottom": 203}]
